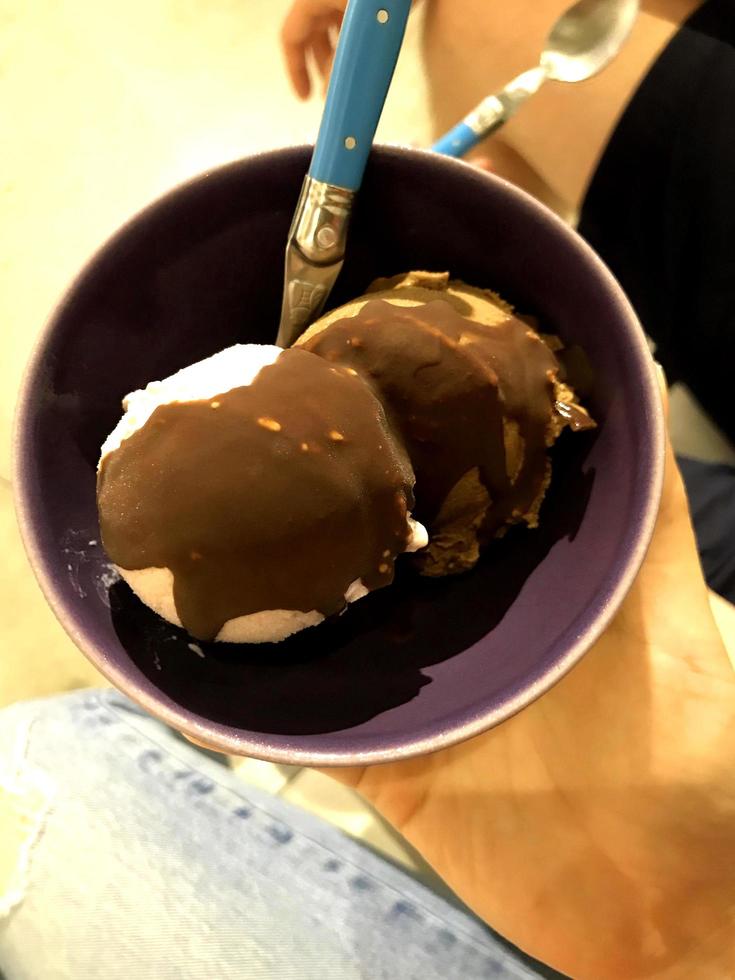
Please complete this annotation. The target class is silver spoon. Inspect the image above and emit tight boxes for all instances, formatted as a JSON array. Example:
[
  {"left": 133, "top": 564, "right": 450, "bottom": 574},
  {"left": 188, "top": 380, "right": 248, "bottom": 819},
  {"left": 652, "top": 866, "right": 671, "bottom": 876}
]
[{"left": 432, "top": 0, "right": 639, "bottom": 157}]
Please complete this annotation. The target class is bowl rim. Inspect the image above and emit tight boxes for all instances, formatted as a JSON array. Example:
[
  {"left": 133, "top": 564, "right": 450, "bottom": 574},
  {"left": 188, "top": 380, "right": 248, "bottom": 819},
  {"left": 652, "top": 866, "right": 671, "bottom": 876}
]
[{"left": 12, "top": 143, "right": 665, "bottom": 766}]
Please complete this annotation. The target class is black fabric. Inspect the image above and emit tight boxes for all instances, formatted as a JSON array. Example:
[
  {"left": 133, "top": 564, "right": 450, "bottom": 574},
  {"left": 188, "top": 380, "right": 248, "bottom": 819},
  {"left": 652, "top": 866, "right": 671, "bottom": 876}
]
[{"left": 579, "top": 0, "right": 735, "bottom": 444}]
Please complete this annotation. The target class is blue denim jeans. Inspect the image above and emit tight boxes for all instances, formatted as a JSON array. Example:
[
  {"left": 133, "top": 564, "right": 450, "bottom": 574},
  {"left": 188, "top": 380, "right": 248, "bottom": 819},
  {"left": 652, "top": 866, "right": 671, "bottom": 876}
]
[{"left": 0, "top": 689, "right": 560, "bottom": 980}]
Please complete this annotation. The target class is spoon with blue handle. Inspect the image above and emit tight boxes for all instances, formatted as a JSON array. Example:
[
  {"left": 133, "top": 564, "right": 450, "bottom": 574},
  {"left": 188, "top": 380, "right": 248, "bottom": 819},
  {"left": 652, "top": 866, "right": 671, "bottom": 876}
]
[
  {"left": 432, "top": 0, "right": 639, "bottom": 158},
  {"left": 276, "top": 0, "right": 412, "bottom": 348}
]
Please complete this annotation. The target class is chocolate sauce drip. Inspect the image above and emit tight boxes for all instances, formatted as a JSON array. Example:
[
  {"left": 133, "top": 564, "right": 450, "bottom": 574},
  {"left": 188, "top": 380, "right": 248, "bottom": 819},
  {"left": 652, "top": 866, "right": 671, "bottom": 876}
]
[
  {"left": 98, "top": 348, "right": 415, "bottom": 640},
  {"left": 303, "top": 299, "right": 559, "bottom": 537}
]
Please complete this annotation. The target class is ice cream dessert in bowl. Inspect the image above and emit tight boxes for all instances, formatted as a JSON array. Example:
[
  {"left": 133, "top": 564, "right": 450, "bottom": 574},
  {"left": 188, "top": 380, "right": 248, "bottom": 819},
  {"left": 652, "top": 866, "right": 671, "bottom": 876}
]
[
  {"left": 97, "top": 270, "right": 593, "bottom": 644},
  {"left": 14, "top": 146, "right": 663, "bottom": 764}
]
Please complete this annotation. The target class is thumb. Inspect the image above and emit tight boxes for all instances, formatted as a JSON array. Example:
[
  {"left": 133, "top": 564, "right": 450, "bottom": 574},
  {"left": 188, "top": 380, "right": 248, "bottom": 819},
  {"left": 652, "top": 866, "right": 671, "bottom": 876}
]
[
  {"left": 620, "top": 364, "right": 733, "bottom": 676},
  {"left": 638, "top": 364, "right": 697, "bottom": 587}
]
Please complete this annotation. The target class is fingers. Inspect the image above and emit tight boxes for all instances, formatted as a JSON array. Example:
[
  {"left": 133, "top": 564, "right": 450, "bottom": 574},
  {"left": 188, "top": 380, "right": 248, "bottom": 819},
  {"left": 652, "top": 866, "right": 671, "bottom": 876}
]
[
  {"left": 281, "top": 43, "right": 311, "bottom": 100},
  {"left": 280, "top": 2, "right": 343, "bottom": 100},
  {"left": 311, "top": 22, "right": 336, "bottom": 91},
  {"left": 321, "top": 10, "right": 344, "bottom": 92},
  {"left": 280, "top": 1, "right": 317, "bottom": 99}
]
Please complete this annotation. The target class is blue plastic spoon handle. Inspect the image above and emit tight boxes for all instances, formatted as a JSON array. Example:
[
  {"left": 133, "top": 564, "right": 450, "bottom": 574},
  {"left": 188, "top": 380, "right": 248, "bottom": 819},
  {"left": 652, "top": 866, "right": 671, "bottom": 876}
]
[
  {"left": 309, "top": 0, "right": 412, "bottom": 191},
  {"left": 432, "top": 121, "right": 480, "bottom": 158}
]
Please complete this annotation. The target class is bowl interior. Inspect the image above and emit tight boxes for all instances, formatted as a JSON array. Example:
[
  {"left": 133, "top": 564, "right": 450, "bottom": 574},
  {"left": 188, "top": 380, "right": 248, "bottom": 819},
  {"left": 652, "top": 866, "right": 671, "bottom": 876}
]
[{"left": 15, "top": 146, "right": 662, "bottom": 763}]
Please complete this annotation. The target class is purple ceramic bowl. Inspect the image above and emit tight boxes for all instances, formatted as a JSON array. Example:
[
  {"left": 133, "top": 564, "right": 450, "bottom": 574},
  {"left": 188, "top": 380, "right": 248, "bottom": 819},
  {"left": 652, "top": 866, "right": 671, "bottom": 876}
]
[{"left": 13, "top": 145, "right": 663, "bottom": 765}]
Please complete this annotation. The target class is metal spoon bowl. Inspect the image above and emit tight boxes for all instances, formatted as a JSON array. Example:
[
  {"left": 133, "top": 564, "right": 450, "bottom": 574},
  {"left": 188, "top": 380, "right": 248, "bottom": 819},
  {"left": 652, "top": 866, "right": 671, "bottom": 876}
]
[{"left": 543, "top": 0, "right": 640, "bottom": 83}]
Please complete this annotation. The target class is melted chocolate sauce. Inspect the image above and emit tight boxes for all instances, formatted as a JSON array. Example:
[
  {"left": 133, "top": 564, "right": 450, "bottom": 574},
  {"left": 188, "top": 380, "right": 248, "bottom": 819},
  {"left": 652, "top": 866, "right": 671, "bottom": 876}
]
[
  {"left": 303, "top": 299, "right": 560, "bottom": 536},
  {"left": 98, "top": 348, "right": 414, "bottom": 640}
]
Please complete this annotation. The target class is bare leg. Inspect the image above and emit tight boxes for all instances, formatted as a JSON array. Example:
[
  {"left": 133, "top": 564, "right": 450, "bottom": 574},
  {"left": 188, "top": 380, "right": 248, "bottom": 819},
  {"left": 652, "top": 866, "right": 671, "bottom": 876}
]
[{"left": 422, "top": 0, "right": 703, "bottom": 213}]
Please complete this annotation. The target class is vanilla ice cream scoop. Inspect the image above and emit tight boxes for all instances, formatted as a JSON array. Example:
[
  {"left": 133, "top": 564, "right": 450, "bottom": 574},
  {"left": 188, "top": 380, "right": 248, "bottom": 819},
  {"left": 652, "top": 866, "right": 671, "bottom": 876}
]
[{"left": 97, "top": 344, "right": 427, "bottom": 643}]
